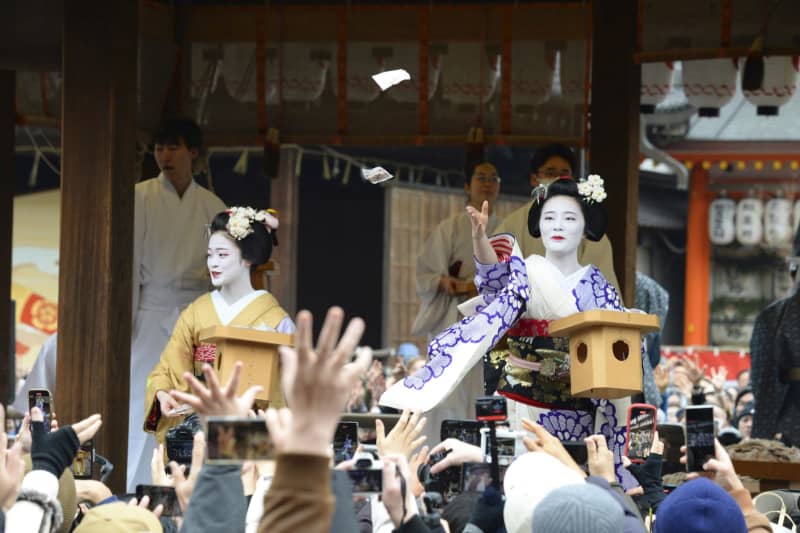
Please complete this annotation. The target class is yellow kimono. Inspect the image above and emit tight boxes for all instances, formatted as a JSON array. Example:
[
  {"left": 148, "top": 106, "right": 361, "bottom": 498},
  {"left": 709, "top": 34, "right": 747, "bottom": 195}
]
[{"left": 144, "top": 290, "right": 291, "bottom": 444}]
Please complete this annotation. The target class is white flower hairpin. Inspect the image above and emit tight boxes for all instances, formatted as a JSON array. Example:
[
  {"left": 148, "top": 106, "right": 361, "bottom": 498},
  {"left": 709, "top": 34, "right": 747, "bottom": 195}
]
[
  {"left": 577, "top": 175, "right": 607, "bottom": 204},
  {"left": 225, "top": 207, "right": 280, "bottom": 240}
]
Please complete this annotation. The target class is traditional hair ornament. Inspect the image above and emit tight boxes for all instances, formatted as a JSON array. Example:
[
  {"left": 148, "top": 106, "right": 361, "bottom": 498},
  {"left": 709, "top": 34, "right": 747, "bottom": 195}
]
[
  {"left": 577, "top": 174, "right": 607, "bottom": 204},
  {"left": 225, "top": 206, "right": 280, "bottom": 240}
]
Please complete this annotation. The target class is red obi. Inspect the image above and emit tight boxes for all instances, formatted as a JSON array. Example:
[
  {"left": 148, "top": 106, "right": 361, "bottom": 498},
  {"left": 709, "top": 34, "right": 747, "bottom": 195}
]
[
  {"left": 507, "top": 319, "right": 550, "bottom": 338},
  {"left": 193, "top": 343, "right": 216, "bottom": 363}
]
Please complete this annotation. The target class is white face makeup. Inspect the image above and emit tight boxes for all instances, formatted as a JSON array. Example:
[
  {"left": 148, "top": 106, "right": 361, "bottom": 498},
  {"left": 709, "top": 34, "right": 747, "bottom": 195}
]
[
  {"left": 207, "top": 231, "right": 251, "bottom": 288},
  {"left": 539, "top": 195, "right": 585, "bottom": 255}
]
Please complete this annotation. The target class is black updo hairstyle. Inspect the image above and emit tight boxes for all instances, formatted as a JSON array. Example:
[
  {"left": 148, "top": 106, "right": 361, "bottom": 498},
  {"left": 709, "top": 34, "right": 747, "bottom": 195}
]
[
  {"left": 527, "top": 177, "right": 607, "bottom": 242},
  {"left": 209, "top": 211, "right": 276, "bottom": 273}
]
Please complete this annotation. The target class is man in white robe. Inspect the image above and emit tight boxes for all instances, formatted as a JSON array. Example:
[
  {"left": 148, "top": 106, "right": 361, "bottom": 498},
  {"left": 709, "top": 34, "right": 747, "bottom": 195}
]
[
  {"left": 127, "top": 118, "right": 226, "bottom": 490},
  {"left": 411, "top": 162, "right": 500, "bottom": 445}
]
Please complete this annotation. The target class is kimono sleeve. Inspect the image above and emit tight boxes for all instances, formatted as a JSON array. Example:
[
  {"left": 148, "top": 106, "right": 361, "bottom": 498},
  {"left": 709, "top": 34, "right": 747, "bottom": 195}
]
[{"left": 143, "top": 303, "right": 197, "bottom": 433}]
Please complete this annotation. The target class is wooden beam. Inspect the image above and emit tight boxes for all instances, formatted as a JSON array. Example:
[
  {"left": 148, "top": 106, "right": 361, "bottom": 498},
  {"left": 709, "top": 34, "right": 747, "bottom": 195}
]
[
  {"left": 0, "top": 71, "right": 14, "bottom": 405},
  {"left": 588, "top": 0, "right": 640, "bottom": 306},
  {"left": 57, "top": 0, "right": 137, "bottom": 494}
]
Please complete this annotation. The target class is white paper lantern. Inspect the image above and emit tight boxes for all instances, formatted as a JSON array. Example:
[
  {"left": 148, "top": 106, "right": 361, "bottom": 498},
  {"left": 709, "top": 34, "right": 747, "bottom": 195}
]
[
  {"left": 511, "top": 41, "right": 555, "bottom": 109},
  {"left": 384, "top": 43, "right": 442, "bottom": 104},
  {"left": 709, "top": 195, "right": 736, "bottom": 245},
  {"left": 764, "top": 194, "right": 793, "bottom": 246},
  {"left": 743, "top": 56, "right": 799, "bottom": 116},
  {"left": 641, "top": 62, "right": 674, "bottom": 114},
  {"left": 441, "top": 43, "right": 501, "bottom": 106},
  {"left": 736, "top": 196, "right": 764, "bottom": 246},
  {"left": 793, "top": 199, "right": 800, "bottom": 234},
  {"left": 331, "top": 42, "right": 386, "bottom": 103},
  {"left": 559, "top": 41, "right": 586, "bottom": 106},
  {"left": 682, "top": 58, "right": 738, "bottom": 117}
]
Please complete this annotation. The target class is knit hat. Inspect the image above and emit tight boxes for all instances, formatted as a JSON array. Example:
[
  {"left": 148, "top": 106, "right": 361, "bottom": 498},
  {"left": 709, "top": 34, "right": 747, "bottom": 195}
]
[
  {"left": 23, "top": 454, "right": 76, "bottom": 533},
  {"left": 74, "top": 502, "right": 163, "bottom": 533},
  {"left": 502, "top": 452, "right": 586, "bottom": 533},
  {"left": 654, "top": 477, "right": 747, "bottom": 533},
  {"left": 531, "top": 482, "right": 624, "bottom": 533}
]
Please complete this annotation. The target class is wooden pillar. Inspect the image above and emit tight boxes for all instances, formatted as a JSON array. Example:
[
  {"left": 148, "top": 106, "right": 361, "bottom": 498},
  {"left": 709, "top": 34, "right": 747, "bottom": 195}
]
[
  {"left": 588, "top": 0, "right": 640, "bottom": 306},
  {"left": 0, "top": 71, "right": 14, "bottom": 405},
  {"left": 683, "top": 166, "right": 711, "bottom": 345},
  {"left": 57, "top": 0, "right": 137, "bottom": 493}
]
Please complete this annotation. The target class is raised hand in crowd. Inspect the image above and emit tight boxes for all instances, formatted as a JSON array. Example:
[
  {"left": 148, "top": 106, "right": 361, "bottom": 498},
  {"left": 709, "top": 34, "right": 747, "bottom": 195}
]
[
  {"left": 521, "top": 418, "right": 585, "bottom": 478},
  {"left": 408, "top": 445, "right": 430, "bottom": 497},
  {"left": 168, "top": 430, "right": 206, "bottom": 513},
  {"left": 170, "top": 361, "right": 262, "bottom": 419},
  {"left": 428, "top": 438, "right": 483, "bottom": 475},
  {"left": 681, "top": 438, "right": 742, "bottom": 493},
  {"left": 127, "top": 494, "right": 164, "bottom": 518},
  {"left": 74, "top": 479, "right": 113, "bottom": 505},
  {"left": 585, "top": 434, "right": 615, "bottom": 483},
  {"left": 30, "top": 406, "right": 102, "bottom": 478},
  {"left": 0, "top": 404, "right": 25, "bottom": 511},
  {"left": 376, "top": 409, "right": 427, "bottom": 459},
  {"left": 624, "top": 431, "right": 666, "bottom": 511},
  {"left": 16, "top": 410, "right": 59, "bottom": 454},
  {"left": 268, "top": 306, "right": 372, "bottom": 457},
  {"left": 381, "top": 453, "right": 420, "bottom": 528}
]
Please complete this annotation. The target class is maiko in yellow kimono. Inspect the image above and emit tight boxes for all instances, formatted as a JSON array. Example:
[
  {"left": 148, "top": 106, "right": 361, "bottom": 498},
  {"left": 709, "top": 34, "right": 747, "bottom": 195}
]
[{"left": 144, "top": 290, "right": 292, "bottom": 444}]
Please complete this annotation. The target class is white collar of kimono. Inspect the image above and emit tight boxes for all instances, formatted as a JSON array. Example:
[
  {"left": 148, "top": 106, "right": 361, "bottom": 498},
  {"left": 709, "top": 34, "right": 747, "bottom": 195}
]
[
  {"left": 157, "top": 172, "right": 197, "bottom": 198},
  {"left": 524, "top": 255, "right": 589, "bottom": 320},
  {"left": 211, "top": 289, "right": 267, "bottom": 325}
]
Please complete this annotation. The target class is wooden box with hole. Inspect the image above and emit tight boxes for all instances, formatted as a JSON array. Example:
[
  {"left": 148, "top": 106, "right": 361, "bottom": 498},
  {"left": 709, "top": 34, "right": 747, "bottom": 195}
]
[{"left": 548, "top": 310, "right": 660, "bottom": 399}]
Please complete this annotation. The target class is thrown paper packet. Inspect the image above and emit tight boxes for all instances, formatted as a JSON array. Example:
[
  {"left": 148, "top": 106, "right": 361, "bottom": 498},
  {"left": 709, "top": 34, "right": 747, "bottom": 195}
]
[
  {"left": 371, "top": 69, "right": 411, "bottom": 91},
  {"left": 362, "top": 166, "right": 394, "bottom": 184}
]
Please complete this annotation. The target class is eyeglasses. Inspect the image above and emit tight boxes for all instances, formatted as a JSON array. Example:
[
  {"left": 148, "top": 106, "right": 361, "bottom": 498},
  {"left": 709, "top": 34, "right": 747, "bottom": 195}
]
[
  {"left": 538, "top": 168, "right": 572, "bottom": 179},
  {"left": 473, "top": 175, "right": 501, "bottom": 184}
]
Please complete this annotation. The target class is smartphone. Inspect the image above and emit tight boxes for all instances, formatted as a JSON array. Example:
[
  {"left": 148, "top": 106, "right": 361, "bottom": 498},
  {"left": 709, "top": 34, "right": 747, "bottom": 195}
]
[
  {"left": 71, "top": 439, "right": 94, "bottom": 480},
  {"left": 440, "top": 419, "right": 481, "bottom": 446},
  {"left": 461, "top": 462, "right": 508, "bottom": 493},
  {"left": 625, "top": 403, "right": 658, "bottom": 463},
  {"left": 206, "top": 417, "right": 273, "bottom": 464},
  {"left": 657, "top": 423, "right": 685, "bottom": 475},
  {"left": 333, "top": 422, "right": 359, "bottom": 464},
  {"left": 346, "top": 469, "right": 383, "bottom": 496},
  {"left": 561, "top": 440, "right": 588, "bottom": 465},
  {"left": 685, "top": 405, "right": 716, "bottom": 472},
  {"left": 28, "top": 389, "right": 53, "bottom": 432},
  {"left": 135, "top": 485, "right": 181, "bottom": 517}
]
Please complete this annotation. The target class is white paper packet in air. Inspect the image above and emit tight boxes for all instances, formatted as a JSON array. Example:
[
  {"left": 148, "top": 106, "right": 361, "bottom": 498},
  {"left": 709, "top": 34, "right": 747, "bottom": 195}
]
[
  {"left": 362, "top": 166, "right": 394, "bottom": 184},
  {"left": 371, "top": 69, "right": 411, "bottom": 91}
]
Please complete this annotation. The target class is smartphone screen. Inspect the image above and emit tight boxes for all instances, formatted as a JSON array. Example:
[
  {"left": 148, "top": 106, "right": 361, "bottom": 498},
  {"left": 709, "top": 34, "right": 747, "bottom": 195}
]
[
  {"left": 135, "top": 485, "right": 181, "bottom": 517},
  {"left": 657, "top": 423, "right": 685, "bottom": 475},
  {"left": 28, "top": 389, "right": 53, "bottom": 432},
  {"left": 346, "top": 469, "right": 383, "bottom": 496},
  {"left": 440, "top": 419, "right": 480, "bottom": 446},
  {"left": 626, "top": 404, "right": 657, "bottom": 463},
  {"left": 333, "top": 422, "right": 359, "bottom": 464},
  {"left": 206, "top": 417, "right": 273, "bottom": 464},
  {"left": 560, "top": 440, "right": 588, "bottom": 465},
  {"left": 72, "top": 439, "right": 94, "bottom": 480},
  {"left": 461, "top": 462, "right": 508, "bottom": 493},
  {"left": 685, "top": 406, "right": 715, "bottom": 472}
]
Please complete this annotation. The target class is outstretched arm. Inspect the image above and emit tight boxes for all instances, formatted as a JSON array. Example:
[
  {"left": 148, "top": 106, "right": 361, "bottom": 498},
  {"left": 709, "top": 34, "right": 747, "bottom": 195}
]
[{"left": 466, "top": 201, "right": 498, "bottom": 265}]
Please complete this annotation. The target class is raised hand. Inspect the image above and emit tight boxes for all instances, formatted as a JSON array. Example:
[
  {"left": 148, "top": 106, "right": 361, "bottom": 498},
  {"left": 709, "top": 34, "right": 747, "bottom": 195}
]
[
  {"left": 168, "top": 431, "right": 206, "bottom": 513},
  {"left": 376, "top": 409, "right": 427, "bottom": 459},
  {"left": 1, "top": 405, "right": 25, "bottom": 511},
  {"left": 521, "top": 418, "right": 585, "bottom": 478},
  {"left": 585, "top": 434, "right": 615, "bottom": 483},
  {"left": 466, "top": 200, "right": 490, "bottom": 239},
  {"left": 428, "top": 438, "right": 483, "bottom": 475},
  {"left": 278, "top": 307, "right": 372, "bottom": 457},
  {"left": 170, "top": 361, "right": 262, "bottom": 419}
]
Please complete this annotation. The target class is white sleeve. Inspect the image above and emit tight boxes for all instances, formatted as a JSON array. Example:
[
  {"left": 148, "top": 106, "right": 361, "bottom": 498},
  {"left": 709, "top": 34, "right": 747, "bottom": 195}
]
[{"left": 5, "top": 470, "right": 60, "bottom": 533}]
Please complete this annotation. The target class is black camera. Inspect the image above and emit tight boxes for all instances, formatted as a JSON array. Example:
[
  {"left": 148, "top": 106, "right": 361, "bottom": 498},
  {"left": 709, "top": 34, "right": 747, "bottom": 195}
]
[
  {"left": 165, "top": 413, "right": 201, "bottom": 472},
  {"left": 475, "top": 396, "right": 507, "bottom": 422}
]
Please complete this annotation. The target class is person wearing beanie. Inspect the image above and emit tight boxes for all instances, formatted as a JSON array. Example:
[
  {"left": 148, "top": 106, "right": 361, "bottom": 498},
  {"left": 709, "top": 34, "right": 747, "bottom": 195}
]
[
  {"left": 654, "top": 477, "right": 747, "bottom": 533},
  {"left": 532, "top": 482, "right": 624, "bottom": 533}
]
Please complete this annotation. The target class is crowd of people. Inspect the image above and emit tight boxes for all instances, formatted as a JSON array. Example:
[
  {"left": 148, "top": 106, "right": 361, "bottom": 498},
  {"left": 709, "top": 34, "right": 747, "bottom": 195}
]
[{"left": 3, "top": 121, "right": 797, "bottom": 532}]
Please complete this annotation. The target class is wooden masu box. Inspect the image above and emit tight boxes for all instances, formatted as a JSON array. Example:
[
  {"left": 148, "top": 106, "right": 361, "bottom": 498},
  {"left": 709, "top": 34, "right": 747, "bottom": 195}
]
[{"left": 548, "top": 310, "right": 660, "bottom": 399}]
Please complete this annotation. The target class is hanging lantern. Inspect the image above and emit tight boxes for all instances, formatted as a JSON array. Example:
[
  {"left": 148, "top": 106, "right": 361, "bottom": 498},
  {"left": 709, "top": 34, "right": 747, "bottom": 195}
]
[
  {"left": 735, "top": 194, "right": 764, "bottom": 246},
  {"left": 559, "top": 41, "right": 586, "bottom": 106},
  {"left": 441, "top": 43, "right": 501, "bottom": 106},
  {"left": 709, "top": 193, "right": 736, "bottom": 245},
  {"left": 682, "top": 58, "right": 738, "bottom": 117},
  {"left": 640, "top": 62, "right": 674, "bottom": 114},
  {"left": 742, "top": 56, "right": 798, "bottom": 116},
  {"left": 764, "top": 192, "right": 793, "bottom": 246},
  {"left": 793, "top": 198, "right": 800, "bottom": 235},
  {"left": 511, "top": 41, "right": 556, "bottom": 110}
]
